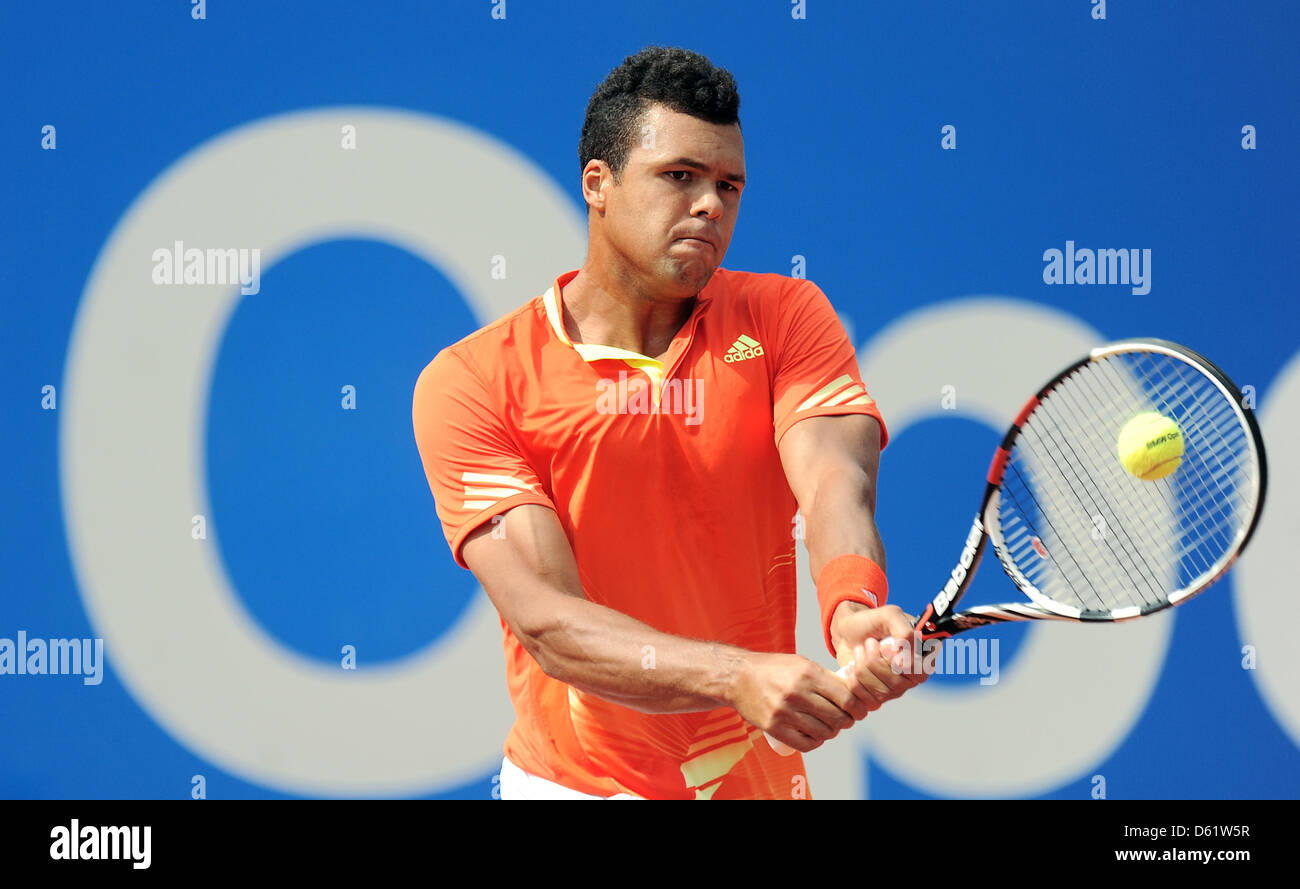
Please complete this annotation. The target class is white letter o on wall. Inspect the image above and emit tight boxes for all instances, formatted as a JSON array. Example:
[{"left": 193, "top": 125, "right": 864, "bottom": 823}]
[{"left": 61, "top": 109, "right": 586, "bottom": 796}]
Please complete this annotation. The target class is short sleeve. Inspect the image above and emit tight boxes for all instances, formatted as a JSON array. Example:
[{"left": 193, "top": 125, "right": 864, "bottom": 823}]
[
  {"left": 412, "top": 348, "right": 556, "bottom": 569},
  {"left": 771, "top": 279, "right": 889, "bottom": 450}
]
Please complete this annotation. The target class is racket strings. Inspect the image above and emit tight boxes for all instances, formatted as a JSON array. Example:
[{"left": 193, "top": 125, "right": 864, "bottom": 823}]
[
  {"left": 1095, "top": 358, "right": 1240, "bottom": 576},
  {"left": 1096, "top": 352, "right": 1252, "bottom": 597},
  {"left": 1104, "top": 353, "right": 1251, "bottom": 570},
  {"left": 1056, "top": 364, "right": 1193, "bottom": 584},
  {"left": 1009, "top": 367, "right": 1180, "bottom": 612},
  {"left": 1005, "top": 413, "right": 1170, "bottom": 614},
  {"left": 1045, "top": 368, "right": 1187, "bottom": 606},
  {"left": 1001, "top": 457, "right": 1140, "bottom": 611},
  {"left": 1071, "top": 369, "right": 1216, "bottom": 579},
  {"left": 1010, "top": 394, "right": 1172, "bottom": 612},
  {"left": 994, "top": 348, "right": 1258, "bottom": 617},
  {"left": 1074, "top": 354, "right": 1244, "bottom": 602}
]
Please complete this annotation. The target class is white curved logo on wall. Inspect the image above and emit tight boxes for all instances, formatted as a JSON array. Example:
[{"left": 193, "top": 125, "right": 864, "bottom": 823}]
[
  {"left": 60, "top": 108, "right": 587, "bottom": 796},
  {"left": 799, "top": 300, "right": 1176, "bottom": 798},
  {"left": 1234, "top": 351, "right": 1300, "bottom": 750}
]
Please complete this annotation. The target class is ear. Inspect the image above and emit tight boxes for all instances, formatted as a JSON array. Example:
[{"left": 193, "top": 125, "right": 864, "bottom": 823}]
[{"left": 581, "top": 160, "right": 612, "bottom": 214}]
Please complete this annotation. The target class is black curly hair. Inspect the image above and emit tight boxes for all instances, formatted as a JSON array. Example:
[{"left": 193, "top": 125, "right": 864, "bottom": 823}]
[{"left": 579, "top": 46, "right": 741, "bottom": 186}]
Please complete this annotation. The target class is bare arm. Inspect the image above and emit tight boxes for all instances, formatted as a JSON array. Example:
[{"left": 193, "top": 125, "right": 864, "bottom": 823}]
[
  {"left": 779, "top": 413, "right": 930, "bottom": 703},
  {"left": 462, "top": 504, "right": 740, "bottom": 712},
  {"left": 780, "top": 413, "right": 886, "bottom": 584},
  {"left": 461, "top": 503, "right": 866, "bottom": 749}
]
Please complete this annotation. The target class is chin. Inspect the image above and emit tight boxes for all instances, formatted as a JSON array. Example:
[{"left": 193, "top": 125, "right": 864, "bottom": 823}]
[{"left": 667, "top": 260, "right": 717, "bottom": 293}]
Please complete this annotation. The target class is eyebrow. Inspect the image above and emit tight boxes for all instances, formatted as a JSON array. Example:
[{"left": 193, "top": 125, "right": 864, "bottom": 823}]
[{"left": 664, "top": 157, "right": 746, "bottom": 186}]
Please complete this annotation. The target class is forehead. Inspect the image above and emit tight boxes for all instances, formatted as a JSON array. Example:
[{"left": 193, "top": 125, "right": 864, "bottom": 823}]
[{"left": 630, "top": 103, "right": 744, "bottom": 166}]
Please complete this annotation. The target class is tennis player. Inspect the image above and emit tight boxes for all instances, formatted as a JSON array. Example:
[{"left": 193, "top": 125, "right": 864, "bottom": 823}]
[{"left": 412, "top": 46, "right": 932, "bottom": 799}]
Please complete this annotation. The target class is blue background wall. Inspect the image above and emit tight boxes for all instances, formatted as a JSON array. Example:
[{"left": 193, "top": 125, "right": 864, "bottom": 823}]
[{"left": 3, "top": 1, "right": 1297, "bottom": 799}]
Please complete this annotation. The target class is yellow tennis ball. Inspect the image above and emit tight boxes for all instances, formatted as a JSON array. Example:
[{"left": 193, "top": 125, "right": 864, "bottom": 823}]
[{"left": 1117, "top": 412, "right": 1184, "bottom": 481}]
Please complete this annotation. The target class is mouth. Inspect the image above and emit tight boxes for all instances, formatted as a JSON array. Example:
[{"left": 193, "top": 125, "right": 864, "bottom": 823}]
[{"left": 675, "top": 237, "right": 717, "bottom": 252}]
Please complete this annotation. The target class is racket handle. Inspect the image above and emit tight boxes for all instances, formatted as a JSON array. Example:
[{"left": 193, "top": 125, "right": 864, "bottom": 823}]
[{"left": 765, "top": 663, "right": 854, "bottom": 757}]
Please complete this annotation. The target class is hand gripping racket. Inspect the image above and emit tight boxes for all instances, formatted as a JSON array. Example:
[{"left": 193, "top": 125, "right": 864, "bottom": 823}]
[{"left": 767, "top": 338, "right": 1267, "bottom": 756}]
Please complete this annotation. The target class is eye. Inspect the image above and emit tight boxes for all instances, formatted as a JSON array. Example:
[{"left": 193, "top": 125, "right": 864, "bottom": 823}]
[{"left": 667, "top": 170, "right": 691, "bottom": 182}]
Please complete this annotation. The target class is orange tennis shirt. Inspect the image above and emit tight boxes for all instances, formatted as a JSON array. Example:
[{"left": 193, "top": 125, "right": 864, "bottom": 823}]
[{"left": 412, "top": 267, "right": 888, "bottom": 799}]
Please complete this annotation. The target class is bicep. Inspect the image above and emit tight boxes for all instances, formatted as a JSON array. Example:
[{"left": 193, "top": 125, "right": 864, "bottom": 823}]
[
  {"left": 461, "top": 504, "right": 586, "bottom": 646},
  {"left": 778, "top": 413, "right": 882, "bottom": 512}
]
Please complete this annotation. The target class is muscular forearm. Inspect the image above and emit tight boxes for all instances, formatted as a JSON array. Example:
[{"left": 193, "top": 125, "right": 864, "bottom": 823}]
[
  {"left": 521, "top": 594, "right": 752, "bottom": 715},
  {"left": 463, "top": 505, "right": 856, "bottom": 737},
  {"left": 802, "top": 464, "right": 889, "bottom": 659},
  {"left": 803, "top": 464, "right": 886, "bottom": 581},
  {"left": 531, "top": 467, "right": 885, "bottom": 705},
  {"left": 464, "top": 507, "right": 759, "bottom": 717},
  {"left": 522, "top": 594, "right": 865, "bottom": 748}
]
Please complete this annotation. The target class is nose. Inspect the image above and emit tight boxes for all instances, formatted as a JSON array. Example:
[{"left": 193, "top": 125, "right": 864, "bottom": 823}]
[{"left": 693, "top": 188, "right": 724, "bottom": 221}]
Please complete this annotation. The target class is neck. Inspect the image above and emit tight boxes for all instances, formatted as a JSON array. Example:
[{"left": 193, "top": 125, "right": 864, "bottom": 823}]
[{"left": 561, "top": 264, "right": 698, "bottom": 359}]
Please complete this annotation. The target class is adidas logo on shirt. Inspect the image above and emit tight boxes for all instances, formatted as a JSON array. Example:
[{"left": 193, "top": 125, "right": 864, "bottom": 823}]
[{"left": 724, "top": 334, "right": 764, "bottom": 363}]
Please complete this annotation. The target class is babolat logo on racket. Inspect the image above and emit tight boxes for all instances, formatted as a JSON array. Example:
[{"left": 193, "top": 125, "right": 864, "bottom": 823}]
[{"left": 935, "top": 518, "right": 983, "bottom": 616}]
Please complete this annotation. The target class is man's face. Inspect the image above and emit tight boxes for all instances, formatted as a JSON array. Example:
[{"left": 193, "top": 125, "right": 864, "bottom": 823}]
[{"left": 592, "top": 103, "right": 745, "bottom": 297}]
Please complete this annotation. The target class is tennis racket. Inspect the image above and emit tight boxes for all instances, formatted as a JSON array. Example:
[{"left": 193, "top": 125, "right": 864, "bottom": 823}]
[{"left": 767, "top": 337, "right": 1267, "bottom": 756}]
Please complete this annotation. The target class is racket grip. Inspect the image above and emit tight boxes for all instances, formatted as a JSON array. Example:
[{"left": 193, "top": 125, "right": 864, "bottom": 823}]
[{"left": 765, "top": 663, "right": 854, "bottom": 757}]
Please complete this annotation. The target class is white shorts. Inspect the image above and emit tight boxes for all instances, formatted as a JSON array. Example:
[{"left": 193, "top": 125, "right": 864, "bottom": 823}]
[{"left": 497, "top": 756, "right": 642, "bottom": 800}]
